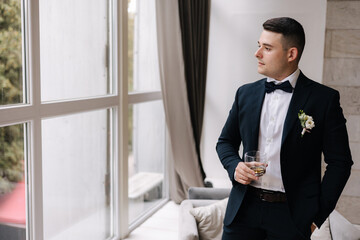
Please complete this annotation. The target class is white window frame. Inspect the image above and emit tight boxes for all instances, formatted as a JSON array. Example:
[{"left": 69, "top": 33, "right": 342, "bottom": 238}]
[{"left": 0, "top": 1, "right": 169, "bottom": 239}]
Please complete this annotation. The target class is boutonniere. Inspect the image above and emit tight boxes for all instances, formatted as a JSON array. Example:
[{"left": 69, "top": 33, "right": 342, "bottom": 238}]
[{"left": 298, "top": 110, "right": 315, "bottom": 137}]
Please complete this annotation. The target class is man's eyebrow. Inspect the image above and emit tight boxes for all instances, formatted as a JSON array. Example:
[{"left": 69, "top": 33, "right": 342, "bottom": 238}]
[{"left": 258, "top": 41, "right": 273, "bottom": 48}]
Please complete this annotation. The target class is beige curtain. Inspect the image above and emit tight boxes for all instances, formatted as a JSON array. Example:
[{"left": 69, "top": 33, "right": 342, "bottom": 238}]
[{"left": 155, "top": 0, "right": 204, "bottom": 203}]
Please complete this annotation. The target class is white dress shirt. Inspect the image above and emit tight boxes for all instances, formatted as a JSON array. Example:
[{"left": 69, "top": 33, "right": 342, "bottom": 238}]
[{"left": 250, "top": 68, "right": 300, "bottom": 192}]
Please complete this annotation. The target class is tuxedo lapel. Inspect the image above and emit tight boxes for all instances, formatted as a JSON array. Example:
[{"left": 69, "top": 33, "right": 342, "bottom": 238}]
[
  {"left": 249, "top": 79, "right": 266, "bottom": 150},
  {"left": 281, "top": 72, "right": 312, "bottom": 145}
]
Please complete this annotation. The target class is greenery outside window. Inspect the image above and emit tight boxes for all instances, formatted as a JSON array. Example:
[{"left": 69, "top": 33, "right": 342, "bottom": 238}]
[{"left": 0, "top": 0, "right": 24, "bottom": 106}]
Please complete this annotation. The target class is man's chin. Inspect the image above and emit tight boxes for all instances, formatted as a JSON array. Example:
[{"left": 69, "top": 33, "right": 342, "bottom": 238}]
[{"left": 257, "top": 68, "right": 266, "bottom": 75}]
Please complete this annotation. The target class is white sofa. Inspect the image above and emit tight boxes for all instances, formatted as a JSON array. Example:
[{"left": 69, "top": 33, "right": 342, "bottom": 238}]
[{"left": 179, "top": 187, "right": 360, "bottom": 240}]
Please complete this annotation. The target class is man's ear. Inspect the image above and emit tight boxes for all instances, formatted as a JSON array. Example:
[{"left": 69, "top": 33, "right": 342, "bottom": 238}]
[{"left": 288, "top": 47, "right": 298, "bottom": 63}]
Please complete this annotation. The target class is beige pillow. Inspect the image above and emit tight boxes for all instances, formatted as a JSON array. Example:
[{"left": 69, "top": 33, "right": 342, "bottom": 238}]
[
  {"left": 329, "top": 210, "right": 360, "bottom": 240},
  {"left": 311, "top": 218, "right": 331, "bottom": 240},
  {"left": 189, "top": 198, "right": 228, "bottom": 240}
]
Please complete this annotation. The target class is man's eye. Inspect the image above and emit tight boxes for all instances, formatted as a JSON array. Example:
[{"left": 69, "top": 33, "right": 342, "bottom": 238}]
[{"left": 265, "top": 47, "right": 271, "bottom": 51}]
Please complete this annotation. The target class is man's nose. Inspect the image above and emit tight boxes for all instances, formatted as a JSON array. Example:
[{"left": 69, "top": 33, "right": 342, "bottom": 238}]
[{"left": 255, "top": 48, "right": 262, "bottom": 58}]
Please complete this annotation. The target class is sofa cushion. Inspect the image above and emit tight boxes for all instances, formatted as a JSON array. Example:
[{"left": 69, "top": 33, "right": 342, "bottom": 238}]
[
  {"left": 189, "top": 198, "right": 228, "bottom": 240},
  {"left": 311, "top": 218, "right": 331, "bottom": 240},
  {"left": 179, "top": 200, "right": 199, "bottom": 240},
  {"left": 329, "top": 210, "right": 360, "bottom": 240}
]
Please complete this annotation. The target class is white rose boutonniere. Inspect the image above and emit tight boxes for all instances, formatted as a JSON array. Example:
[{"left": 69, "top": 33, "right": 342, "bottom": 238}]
[{"left": 298, "top": 110, "right": 315, "bottom": 137}]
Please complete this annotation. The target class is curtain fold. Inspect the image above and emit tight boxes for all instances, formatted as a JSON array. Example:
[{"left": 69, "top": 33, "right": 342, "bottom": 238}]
[
  {"left": 178, "top": 0, "right": 211, "bottom": 181},
  {"left": 155, "top": 0, "right": 204, "bottom": 203}
]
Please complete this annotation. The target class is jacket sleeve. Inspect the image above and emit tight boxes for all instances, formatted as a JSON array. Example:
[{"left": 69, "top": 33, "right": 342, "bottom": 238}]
[
  {"left": 314, "top": 90, "right": 353, "bottom": 227},
  {"left": 216, "top": 89, "right": 242, "bottom": 183}
]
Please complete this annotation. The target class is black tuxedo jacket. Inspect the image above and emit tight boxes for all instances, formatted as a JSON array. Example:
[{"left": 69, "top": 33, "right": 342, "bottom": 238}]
[{"left": 216, "top": 72, "right": 352, "bottom": 234}]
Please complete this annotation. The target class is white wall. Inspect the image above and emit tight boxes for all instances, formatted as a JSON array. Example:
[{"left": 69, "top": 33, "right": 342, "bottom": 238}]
[{"left": 201, "top": 0, "right": 327, "bottom": 186}]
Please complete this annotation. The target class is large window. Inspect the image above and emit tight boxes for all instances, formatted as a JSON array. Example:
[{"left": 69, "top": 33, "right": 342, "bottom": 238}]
[
  {"left": 38, "top": 1, "right": 116, "bottom": 239},
  {"left": 0, "top": 1, "right": 168, "bottom": 239},
  {"left": 0, "top": 0, "right": 24, "bottom": 106},
  {"left": 39, "top": 0, "right": 112, "bottom": 101},
  {"left": 41, "top": 110, "right": 113, "bottom": 239},
  {"left": 0, "top": 123, "right": 26, "bottom": 239},
  {"left": 0, "top": 0, "right": 27, "bottom": 239},
  {"left": 127, "top": 0, "right": 167, "bottom": 228}
]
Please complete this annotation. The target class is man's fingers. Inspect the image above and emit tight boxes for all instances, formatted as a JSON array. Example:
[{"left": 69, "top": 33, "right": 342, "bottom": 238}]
[
  {"left": 237, "top": 178, "right": 251, "bottom": 185},
  {"left": 239, "top": 163, "right": 258, "bottom": 179},
  {"left": 235, "top": 162, "right": 259, "bottom": 184},
  {"left": 236, "top": 175, "right": 252, "bottom": 185}
]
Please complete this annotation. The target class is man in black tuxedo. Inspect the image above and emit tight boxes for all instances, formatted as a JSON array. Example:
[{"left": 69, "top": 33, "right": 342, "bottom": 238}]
[{"left": 216, "top": 17, "right": 353, "bottom": 240}]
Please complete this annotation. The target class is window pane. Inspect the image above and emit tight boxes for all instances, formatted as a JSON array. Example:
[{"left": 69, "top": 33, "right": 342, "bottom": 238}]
[
  {"left": 42, "top": 109, "right": 113, "bottom": 240},
  {"left": 128, "top": 100, "right": 165, "bottom": 223},
  {"left": 0, "top": 0, "right": 24, "bottom": 106},
  {"left": 40, "top": 0, "right": 111, "bottom": 101},
  {"left": 128, "top": 0, "right": 161, "bottom": 92},
  {"left": 0, "top": 123, "right": 26, "bottom": 240}
]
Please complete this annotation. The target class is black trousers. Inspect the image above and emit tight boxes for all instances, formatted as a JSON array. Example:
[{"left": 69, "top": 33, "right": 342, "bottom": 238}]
[{"left": 222, "top": 192, "right": 311, "bottom": 240}]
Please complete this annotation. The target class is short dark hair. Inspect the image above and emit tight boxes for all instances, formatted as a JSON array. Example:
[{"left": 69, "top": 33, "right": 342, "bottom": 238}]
[{"left": 263, "top": 17, "right": 305, "bottom": 62}]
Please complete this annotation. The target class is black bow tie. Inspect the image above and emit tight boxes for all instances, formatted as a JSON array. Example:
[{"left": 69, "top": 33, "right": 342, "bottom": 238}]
[{"left": 265, "top": 80, "right": 293, "bottom": 93}]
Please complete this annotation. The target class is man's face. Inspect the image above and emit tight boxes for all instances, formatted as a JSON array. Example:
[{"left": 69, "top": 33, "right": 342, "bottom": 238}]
[{"left": 255, "top": 30, "right": 290, "bottom": 80}]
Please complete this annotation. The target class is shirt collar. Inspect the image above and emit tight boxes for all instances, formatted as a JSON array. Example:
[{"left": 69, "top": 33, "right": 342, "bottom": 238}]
[{"left": 267, "top": 68, "right": 300, "bottom": 89}]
